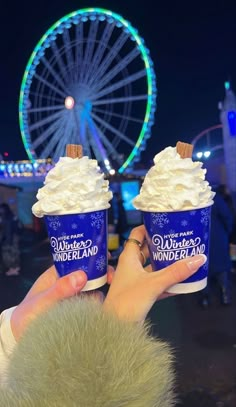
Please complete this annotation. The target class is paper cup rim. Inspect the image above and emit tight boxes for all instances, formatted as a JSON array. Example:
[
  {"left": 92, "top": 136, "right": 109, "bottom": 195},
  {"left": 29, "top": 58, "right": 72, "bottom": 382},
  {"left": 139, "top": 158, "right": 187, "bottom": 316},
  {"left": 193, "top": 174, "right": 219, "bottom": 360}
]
[
  {"left": 140, "top": 202, "right": 213, "bottom": 214},
  {"left": 44, "top": 208, "right": 108, "bottom": 218}
]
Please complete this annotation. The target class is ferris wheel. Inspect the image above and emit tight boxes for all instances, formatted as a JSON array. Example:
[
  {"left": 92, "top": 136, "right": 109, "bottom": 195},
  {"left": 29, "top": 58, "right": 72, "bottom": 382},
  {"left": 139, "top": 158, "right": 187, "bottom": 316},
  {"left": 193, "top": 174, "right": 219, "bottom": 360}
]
[{"left": 19, "top": 8, "right": 157, "bottom": 174}]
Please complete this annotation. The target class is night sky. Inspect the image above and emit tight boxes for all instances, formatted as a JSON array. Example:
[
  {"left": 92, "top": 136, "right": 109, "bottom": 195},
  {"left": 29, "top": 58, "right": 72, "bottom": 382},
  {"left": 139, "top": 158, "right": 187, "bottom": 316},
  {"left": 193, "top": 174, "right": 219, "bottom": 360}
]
[{"left": 1, "top": 0, "right": 236, "bottom": 164}]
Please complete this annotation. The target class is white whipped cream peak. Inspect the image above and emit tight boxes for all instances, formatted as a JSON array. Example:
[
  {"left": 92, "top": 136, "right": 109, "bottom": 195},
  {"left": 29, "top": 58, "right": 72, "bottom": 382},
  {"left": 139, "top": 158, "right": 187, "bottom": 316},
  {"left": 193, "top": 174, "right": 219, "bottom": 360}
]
[
  {"left": 32, "top": 156, "right": 113, "bottom": 217},
  {"left": 133, "top": 146, "right": 215, "bottom": 211}
]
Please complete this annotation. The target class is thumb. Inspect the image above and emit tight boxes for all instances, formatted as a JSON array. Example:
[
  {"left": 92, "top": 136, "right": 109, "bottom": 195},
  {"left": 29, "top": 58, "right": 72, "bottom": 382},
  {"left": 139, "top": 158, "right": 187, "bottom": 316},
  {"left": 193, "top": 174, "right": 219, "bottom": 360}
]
[
  {"left": 150, "top": 254, "right": 207, "bottom": 294},
  {"left": 43, "top": 270, "right": 88, "bottom": 304}
]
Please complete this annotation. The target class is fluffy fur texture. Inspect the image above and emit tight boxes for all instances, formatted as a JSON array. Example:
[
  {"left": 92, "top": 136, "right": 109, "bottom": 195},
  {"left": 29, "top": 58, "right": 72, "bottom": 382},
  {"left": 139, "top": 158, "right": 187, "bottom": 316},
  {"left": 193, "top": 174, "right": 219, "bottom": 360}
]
[{"left": 0, "top": 297, "right": 176, "bottom": 406}]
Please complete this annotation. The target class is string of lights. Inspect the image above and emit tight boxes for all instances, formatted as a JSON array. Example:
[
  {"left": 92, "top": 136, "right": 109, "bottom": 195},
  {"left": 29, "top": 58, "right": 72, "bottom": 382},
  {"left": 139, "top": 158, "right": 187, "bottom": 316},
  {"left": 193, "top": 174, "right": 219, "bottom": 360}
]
[{"left": 0, "top": 159, "right": 53, "bottom": 178}]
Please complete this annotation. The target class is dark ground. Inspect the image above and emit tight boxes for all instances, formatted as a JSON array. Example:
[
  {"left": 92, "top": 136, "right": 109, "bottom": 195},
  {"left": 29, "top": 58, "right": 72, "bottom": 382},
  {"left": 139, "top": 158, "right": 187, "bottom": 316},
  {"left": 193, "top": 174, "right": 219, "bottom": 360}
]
[{"left": 0, "top": 230, "right": 236, "bottom": 407}]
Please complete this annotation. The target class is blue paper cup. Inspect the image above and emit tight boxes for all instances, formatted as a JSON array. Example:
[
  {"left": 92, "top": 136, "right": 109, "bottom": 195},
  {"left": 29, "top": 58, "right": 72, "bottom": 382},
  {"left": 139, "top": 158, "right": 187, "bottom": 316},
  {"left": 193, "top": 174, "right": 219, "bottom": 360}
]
[
  {"left": 45, "top": 209, "right": 108, "bottom": 291},
  {"left": 142, "top": 205, "right": 212, "bottom": 293}
]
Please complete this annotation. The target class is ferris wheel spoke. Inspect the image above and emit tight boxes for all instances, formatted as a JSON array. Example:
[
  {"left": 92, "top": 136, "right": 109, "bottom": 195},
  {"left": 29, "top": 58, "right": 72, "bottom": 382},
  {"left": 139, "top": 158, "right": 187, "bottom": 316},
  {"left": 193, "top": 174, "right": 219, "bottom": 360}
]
[
  {"left": 93, "top": 123, "right": 123, "bottom": 165},
  {"left": 83, "top": 22, "right": 115, "bottom": 85},
  {"left": 41, "top": 57, "right": 69, "bottom": 93},
  {"left": 72, "top": 110, "right": 93, "bottom": 156},
  {"left": 39, "top": 118, "right": 68, "bottom": 159},
  {"left": 32, "top": 114, "right": 67, "bottom": 149},
  {"left": 51, "top": 41, "right": 71, "bottom": 84},
  {"left": 28, "top": 105, "right": 65, "bottom": 114},
  {"left": 93, "top": 107, "right": 144, "bottom": 124},
  {"left": 85, "top": 123, "right": 106, "bottom": 166},
  {"left": 64, "top": 113, "right": 79, "bottom": 146},
  {"left": 87, "top": 31, "right": 128, "bottom": 88},
  {"left": 86, "top": 116, "right": 109, "bottom": 163},
  {"left": 90, "top": 48, "right": 141, "bottom": 95},
  {"left": 62, "top": 29, "right": 75, "bottom": 82},
  {"left": 87, "top": 133, "right": 105, "bottom": 166},
  {"left": 53, "top": 140, "right": 68, "bottom": 162},
  {"left": 91, "top": 69, "right": 146, "bottom": 100},
  {"left": 91, "top": 112, "right": 135, "bottom": 146},
  {"left": 53, "top": 116, "right": 74, "bottom": 159},
  {"left": 34, "top": 73, "right": 67, "bottom": 99},
  {"left": 29, "top": 109, "right": 64, "bottom": 132},
  {"left": 69, "top": 109, "right": 82, "bottom": 145},
  {"left": 79, "top": 118, "right": 92, "bottom": 157},
  {"left": 93, "top": 94, "right": 148, "bottom": 106},
  {"left": 74, "top": 24, "right": 84, "bottom": 82},
  {"left": 80, "top": 19, "right": 99, "bottom": 84},
  {"left": 28, "top": 90, "right": 63, "bottom": 104}
]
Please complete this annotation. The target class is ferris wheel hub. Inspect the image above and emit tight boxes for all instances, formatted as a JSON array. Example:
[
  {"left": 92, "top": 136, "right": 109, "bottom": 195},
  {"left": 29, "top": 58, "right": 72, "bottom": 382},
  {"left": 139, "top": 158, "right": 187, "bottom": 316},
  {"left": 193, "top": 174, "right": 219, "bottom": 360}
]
[{"left": 65, "top": 96, "right": 75, "bottom": 110}]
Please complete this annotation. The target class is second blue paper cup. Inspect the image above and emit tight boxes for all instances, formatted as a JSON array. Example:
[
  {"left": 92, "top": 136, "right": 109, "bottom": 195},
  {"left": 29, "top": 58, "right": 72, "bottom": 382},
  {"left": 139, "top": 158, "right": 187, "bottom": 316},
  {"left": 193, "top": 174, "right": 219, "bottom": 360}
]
[{"left": 143, "top": 206, "right": 212, "bottom": 294}]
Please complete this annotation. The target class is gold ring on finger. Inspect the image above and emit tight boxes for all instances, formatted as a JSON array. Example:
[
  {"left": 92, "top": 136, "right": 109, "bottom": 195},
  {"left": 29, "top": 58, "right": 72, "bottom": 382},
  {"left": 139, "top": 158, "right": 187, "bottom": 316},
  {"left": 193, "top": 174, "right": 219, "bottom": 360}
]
[{"left": 124, "top": 238, "right": 142, "bottom": 248}]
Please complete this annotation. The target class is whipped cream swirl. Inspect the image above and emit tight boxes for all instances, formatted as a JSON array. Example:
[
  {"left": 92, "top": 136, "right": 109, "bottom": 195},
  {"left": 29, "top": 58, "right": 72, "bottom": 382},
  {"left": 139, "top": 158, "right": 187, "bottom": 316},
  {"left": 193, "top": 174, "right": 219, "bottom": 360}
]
[
  {"left": 32, "top": 156, "right": 113, "bottom": 217},
  {"left": 133, "top": 146, "right": 215, "bottom": 211}
]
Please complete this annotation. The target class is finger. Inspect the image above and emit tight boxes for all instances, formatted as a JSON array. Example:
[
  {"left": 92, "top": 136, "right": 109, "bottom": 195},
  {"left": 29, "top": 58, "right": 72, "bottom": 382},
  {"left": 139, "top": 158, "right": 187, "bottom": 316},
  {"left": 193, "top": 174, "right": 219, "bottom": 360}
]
[
  {"left": 39, "top": 270, "right": 88, "bottom": 306},
  {"left": 140, "top": 240, "right": 150, "bottom": 264},
  {"left": 144, "top": 264, "right": 153, "bottom": 273},
  {"left": 128, "top": 225, "right": 146, "bottom": 245},
  {"left": 128, "top": 226, "right": 150, "bottom": 266},
  {"left": 150, "top": 254, "right": 207, "bottom": 294},
  {"left": 24, "top": 265, "right": 58, "bottom": 300},
  {"left": 122, "top": 225, "right": 146, "bottom": 259},
  {"left": 107, "top": 265, "right": 115, "bottom": 285}
]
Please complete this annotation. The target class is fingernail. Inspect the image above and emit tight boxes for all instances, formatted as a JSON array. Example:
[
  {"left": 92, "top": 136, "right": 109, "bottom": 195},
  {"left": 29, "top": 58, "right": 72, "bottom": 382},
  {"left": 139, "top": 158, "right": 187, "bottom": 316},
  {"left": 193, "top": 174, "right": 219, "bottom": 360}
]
[
  {"left": 186, "top": 254, "right": 207, "bottom": 272},
  {"left": 70, "top": 272, "right": 86, "bottom": 289}
]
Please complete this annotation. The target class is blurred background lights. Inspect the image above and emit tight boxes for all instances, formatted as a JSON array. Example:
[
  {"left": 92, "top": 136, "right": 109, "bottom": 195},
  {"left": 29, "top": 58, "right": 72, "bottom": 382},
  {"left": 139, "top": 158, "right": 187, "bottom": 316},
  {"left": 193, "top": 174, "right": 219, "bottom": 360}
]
[
  {"left": 204, "top": 151, "right": 211, "bottom": 158},
  {"left": 0, "top": 159, "right": 53, "bottom": 177},
  {"left": 228, "top": 111, "right": 236, "bottom": 136},
  {"left": 196, "top": 152, "right": 203, "bottom": 159},
  {"left": 196, "top": 151, "right": 211, "bottom": 159}
]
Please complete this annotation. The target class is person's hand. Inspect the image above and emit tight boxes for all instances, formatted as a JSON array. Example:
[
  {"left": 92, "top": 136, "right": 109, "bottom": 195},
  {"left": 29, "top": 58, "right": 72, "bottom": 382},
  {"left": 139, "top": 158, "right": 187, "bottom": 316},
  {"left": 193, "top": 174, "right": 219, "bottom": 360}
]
[
  {"left": 11, "top": 267, "right": 88, "bottom": 341},
  {"left": 104, "top": 225, "right": 207, "bottom": 322}
]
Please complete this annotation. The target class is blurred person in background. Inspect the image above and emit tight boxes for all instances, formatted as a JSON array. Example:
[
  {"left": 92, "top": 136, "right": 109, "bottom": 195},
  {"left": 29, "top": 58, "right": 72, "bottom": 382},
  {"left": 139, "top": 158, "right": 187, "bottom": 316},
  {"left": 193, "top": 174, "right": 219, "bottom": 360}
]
[
  {"left": 0, "top": 203, "right": 22, "bottom": 277},
  {"left": 112, "top": 192, "right": 129, "bottom": 244},
  {"left": 201, "top": 185, "right": 234, "bottom": 308}
]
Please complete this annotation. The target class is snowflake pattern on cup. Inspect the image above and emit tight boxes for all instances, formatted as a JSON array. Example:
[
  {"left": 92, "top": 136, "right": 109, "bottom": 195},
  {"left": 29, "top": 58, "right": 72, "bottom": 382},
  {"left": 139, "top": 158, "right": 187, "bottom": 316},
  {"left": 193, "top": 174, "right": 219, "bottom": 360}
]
[
  {"left": 151, "top": 213, "right": 169, "bottom": 228},
  {"left": 80, "top": 265, "right": 89, "bottom": 274},
  {"left": 47, "top": 216, "right": 61, "bottom": 231},
  {"left": 96, "top": 235, "right": 103, "bottom": 244},
  {"left": 96, "top": 255, "right": 106, "bottom": 271},
  {"left": 190, "top": 210, "right": 197, "bottom": 216},
  {"left": 91, "top": 212, "right": 105, "bottom": 229},
  {"left": 201, "top": 208, "right": 211, "bottom": 226},
  {"left": 203, "top": 232, "right": 209, "bottom": 241}
]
